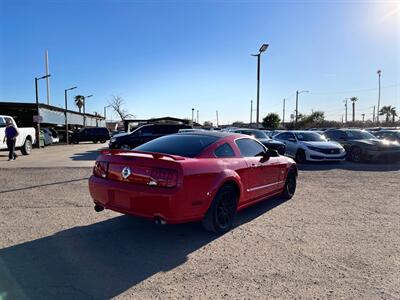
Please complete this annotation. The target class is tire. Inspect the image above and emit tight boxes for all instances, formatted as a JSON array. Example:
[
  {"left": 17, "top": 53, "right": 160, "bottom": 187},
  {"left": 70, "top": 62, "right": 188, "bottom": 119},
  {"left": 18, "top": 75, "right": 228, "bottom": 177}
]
[
  {"left": 349, "top": 146, "right": 362, "bottom": 162},
  {"left": 202, "top": 185, "right": 238, "bottom": 234},
  {"left": 21, "top": 139, "right": 32, "bottom": 155},
  {"left": 295, "top": 149, "right": 307, "bottom": 163},
  {"left": 281, "top": 170, "right": 297, "bottom": 200},
  {"left": 120, "top": 144, "right": 131, "bottom": 150}
]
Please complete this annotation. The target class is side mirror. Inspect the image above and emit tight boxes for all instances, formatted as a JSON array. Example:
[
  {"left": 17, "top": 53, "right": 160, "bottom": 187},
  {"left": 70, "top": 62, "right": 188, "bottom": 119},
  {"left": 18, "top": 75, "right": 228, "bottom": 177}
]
[{"left": 267, "top": 148, "right": 279, "bottom": 157}]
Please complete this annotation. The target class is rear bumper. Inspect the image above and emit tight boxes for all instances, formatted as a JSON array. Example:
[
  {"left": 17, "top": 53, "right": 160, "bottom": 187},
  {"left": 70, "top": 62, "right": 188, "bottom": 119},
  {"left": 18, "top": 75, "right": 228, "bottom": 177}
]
[{"left": 88, "top": 176, "right": 202, "bottom": 224}]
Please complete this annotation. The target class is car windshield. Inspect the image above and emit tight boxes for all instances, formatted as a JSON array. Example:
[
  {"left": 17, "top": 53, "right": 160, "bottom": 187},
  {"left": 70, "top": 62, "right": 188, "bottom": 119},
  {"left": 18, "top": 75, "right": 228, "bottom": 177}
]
[
  {"left": 345, "top": 130, "right": 376, "bottom": 140},
  {"left": 295, "top": 132, "right": 326, "bottom": 141},
  {"left": 134, "top": 134, "right": 219, "bottom": 157}
]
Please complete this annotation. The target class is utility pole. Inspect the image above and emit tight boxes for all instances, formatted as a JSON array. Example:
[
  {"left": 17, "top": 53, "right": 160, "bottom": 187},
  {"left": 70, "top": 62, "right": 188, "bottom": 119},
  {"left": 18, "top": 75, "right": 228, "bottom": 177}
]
[
  {"left": 344, "top": 98, "right": 348, "bottom": 123},
  {"left": 295, "top": 90, "right": 309, "bottom": 125},
  {"left": 191, "top": 108, "right": 195, "bottom": 125},
  {"left": 361, "top": 113, "right": 365, "bottom": 122},
  {"left": 45, "top": 50, "right": 51, "bottom": 105},
  {"left": 372, "top": 106, "right": 376, "bottom": 123},
  {"left": 377, "top": 70, "right": 382, "bottom": 123},
  {"left": 216, "top": 110, "right": 219, "bottom": 127},
  {"left": 282, "top": 98, "right": 286, "bottom": 125},
  {"left": 250, "top": 100, "right": 253, "bottom": 127},
  {"left": 197, "top": 110, "right": 199, "bottom": 124},
  {"left": 295, "top": 91, "right": 299, "bottom": 124},
  {"left": 341, "top": 114, "right": 344, "bottom": 123}
]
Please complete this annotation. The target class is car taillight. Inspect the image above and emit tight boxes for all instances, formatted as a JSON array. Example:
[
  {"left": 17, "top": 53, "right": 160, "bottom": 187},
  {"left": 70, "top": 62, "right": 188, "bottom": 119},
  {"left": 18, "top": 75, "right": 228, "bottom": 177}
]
[
  {"left": 93, "top": 161, "right": 109, "bottom": 178},
  {"left": 150, "top": 167, "right": 178, "bottom": 188}
]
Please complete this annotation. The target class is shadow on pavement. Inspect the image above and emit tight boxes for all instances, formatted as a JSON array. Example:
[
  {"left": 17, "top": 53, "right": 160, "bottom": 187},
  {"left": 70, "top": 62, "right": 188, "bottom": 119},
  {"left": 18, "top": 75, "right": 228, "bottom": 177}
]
[
  {"left": 70, "top": 149, "right": 106, "bottom": 161},
  {"left": 0, "top": 196, "right": 287, "bottom": 299},
  {"left": 0, "top": 178, "right": 89, "bottom": 194},
  {"left": 298, "top": 161, "right": 400, "bottom": 172}
]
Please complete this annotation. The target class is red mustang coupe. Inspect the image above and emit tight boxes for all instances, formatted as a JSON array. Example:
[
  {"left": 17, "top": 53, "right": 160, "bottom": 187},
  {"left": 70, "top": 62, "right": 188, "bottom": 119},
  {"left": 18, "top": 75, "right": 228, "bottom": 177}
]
[{"left": 89, "top": 132, "right": 297, "bottom": 234}]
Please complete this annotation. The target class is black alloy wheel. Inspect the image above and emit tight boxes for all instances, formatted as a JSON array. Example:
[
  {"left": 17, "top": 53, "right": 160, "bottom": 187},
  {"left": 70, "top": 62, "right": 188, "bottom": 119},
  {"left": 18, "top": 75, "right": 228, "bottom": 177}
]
[
  {"left": 295, "top": 149, "right": 306, "bottom": 163},
  {"left": 350, "top": 146, "right": 362, "bottom": 162},
  {"left": 202, "top": 185, "right": 238, "bottom": 234},
  {"left": 282, "top": 170, "right": 297, "bottom": 200}
]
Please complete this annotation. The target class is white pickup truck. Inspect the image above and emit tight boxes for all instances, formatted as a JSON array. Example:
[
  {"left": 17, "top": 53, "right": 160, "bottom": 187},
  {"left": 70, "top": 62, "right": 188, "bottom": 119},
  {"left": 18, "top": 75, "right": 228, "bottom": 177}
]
[{"left": 0, "top": 115, "right": 36, "bottom": 155}]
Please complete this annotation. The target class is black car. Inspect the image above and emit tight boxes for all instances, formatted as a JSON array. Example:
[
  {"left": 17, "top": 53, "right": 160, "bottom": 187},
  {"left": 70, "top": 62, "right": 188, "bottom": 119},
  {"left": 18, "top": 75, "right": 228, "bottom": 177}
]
[
  {"left": 324, "top": 129, "right": 400, "bottom": 162},
  {"left": 109, "top": 124, "right": 192, "bottom": 149},
  {"left": 373, "top": 130, "right": 400, "bottom": 143},
  {"left": 229, "top": 128, "right": 286, "bottom": 155},
  {"left": 70, "top": 127, "right": 110, "bottom": 144}
]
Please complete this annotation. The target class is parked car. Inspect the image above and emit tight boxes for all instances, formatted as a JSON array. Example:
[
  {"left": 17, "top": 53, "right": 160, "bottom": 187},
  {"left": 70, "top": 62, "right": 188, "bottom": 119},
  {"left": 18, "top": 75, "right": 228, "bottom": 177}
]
[
  {"left": 42, "top": 127, "right": 60, "bottom": 145},
  {"left": 89, "top": 131, "right": 297, "bottom": 234},
  {"left": 373, "top": 130, "right": 400, "bottom": 143},
  {"left": 0, "top": 115, "right": 36, "bottom": 155},
  {"left": 228, "top": 128, "right": 286, "bottom": 155},
  {"left": 109, "top": 124, "right": 192, "bottom": 150},
  {"left": 273, "top": 130, "right": 346, "bottom": 163},
  {"left": 324, "top": 129, "right": 400, "bottom": 162},
  {"left": 70, "top": 127, "right": 110, "bottom": 144}
]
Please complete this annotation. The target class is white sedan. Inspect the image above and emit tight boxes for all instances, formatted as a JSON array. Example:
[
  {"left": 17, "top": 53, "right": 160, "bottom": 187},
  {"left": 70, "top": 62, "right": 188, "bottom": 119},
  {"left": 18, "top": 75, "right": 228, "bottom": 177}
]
[{"left": 273, "top": 131, "right": 346, "bottom": 163}]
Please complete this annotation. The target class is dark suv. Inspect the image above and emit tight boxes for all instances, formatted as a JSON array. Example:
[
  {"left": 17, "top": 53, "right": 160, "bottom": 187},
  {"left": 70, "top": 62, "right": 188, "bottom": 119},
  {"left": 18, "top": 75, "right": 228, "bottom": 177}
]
[
  {"left": 70, "top": 127, "right": 110, "bottom": 144},
  {"left": 109, "top": 124, "right": 192, "bottom": 149}
]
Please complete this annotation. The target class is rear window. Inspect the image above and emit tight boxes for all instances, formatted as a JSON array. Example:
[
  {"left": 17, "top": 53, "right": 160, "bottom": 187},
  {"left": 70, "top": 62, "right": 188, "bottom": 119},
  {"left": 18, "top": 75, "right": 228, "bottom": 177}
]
[{"left": 134, "top": 134, "right": 219, "bottom": 158}]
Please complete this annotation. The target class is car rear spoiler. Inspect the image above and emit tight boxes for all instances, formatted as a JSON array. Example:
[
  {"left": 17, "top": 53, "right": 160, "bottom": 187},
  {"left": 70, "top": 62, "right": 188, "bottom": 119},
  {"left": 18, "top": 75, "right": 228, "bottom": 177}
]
[{"left": 100, "top": 149, "right": 186, "bottom": 161}]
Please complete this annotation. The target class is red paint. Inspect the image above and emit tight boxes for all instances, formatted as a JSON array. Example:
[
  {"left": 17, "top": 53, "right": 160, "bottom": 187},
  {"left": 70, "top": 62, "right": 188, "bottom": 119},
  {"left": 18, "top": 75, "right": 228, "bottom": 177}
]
[{"left": 88, "top": 134, "right": 296, "bottom": 224}]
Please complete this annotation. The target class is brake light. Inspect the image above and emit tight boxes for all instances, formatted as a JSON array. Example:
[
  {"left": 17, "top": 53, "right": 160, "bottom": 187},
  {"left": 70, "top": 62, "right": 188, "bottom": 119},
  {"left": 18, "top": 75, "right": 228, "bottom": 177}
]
[
  {"left": 150, "top": 167, "right": 178, "bottom": 188},
  {"left": 93, "top": 161, "right": 109, "bottom": 178}
]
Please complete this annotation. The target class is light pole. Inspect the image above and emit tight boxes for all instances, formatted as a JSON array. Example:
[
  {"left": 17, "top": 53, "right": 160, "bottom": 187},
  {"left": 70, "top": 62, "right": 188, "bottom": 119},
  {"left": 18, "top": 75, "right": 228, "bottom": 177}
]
[
  {"left": 104, "top": 104, "right": 112, "bottom": 120},
  {"left": 295, "top": 90, "right": 309, "bottom": 125},
  {"left": 35, "top": 74, "right": 51, "bottom": 148},
  {"left": 191, "top": 108, "right": 195, "bottom": 125},
  {"left": 377, "top": 70, "right": 382, "bottom": 123},
  {"left": 83, "top": 94, "right": 93, "bottom": 127},
  {"left": 252, "top": 43, "right": 269, "bottom": 128},
  {"left": 282, "top": 98, "right": 286, "bottom": 126},
  {"left": 361, "top": 113, "right": 365, "bottom": 122},
  {"left": 344, "top": 98, "right": 349, "bottom": 123},
  {"left": 64, "top": 86, "right": 77, "bottom": 144}
]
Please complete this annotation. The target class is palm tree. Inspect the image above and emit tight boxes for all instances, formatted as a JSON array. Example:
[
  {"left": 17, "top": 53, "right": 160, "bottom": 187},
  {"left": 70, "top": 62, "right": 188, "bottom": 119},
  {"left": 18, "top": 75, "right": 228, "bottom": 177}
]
[
  {"left": 350, "top": 96, "right": 358, "bottom": 122},
  {"left": 74, "top": 95, "right": 85, "bottom": 113},
  {"left": 379, "top": 105, "right": 392, "bottom": 123},
  {"left": 390, "top": 106, "right": 397, "bottom": 123}
]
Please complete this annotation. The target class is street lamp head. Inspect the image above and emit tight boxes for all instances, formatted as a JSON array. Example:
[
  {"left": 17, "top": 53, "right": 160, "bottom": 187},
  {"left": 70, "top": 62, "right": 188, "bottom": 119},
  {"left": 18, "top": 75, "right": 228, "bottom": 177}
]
[
  {"left": 299, "top": 90, "right": 310, "bottom": 94},
  {"left": 259, "top": 44, "right": 269, "bottom": 53},
  {"left": 85, "top": 95, "right": 93, "bottom": 98},
  {"left": 39, "top": 74, "right": 51, "bottom": 80},
  {"left": 66, "top": 86, "right": 77, "bottom": 91},
  {"left": 377, "top": 69, "right": 382, "bottom": 75}
]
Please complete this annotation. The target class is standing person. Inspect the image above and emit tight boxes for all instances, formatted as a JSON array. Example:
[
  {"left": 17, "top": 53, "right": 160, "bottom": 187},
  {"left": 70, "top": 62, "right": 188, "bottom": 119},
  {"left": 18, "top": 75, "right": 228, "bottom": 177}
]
[{"left": 3, "top": 119, "right": 19, "bottom": 161}]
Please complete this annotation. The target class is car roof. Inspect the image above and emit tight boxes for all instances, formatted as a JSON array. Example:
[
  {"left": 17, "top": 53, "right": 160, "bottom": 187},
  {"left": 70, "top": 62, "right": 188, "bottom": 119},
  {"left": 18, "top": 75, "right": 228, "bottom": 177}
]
[{"left": 176, "top": 131, "right": 239, "bottom": 138}]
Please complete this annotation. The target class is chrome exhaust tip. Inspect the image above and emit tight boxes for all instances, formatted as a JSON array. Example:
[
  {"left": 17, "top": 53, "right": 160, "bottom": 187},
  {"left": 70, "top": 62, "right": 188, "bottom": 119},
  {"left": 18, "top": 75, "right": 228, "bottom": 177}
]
[{"left": 154, "top": 217, "right": 166, "bottom": 225}]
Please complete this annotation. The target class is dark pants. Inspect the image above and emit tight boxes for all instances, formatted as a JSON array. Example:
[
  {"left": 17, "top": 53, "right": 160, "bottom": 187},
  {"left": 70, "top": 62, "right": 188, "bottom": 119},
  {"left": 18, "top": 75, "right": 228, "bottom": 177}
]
[{"left": 6, "top": 139, "right": 16, "bottom": 159}]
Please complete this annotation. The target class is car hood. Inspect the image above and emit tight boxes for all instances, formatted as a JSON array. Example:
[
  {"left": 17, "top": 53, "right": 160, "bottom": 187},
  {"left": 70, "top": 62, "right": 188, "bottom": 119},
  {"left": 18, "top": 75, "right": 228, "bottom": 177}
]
[
  {"left": 301, "top": 141, "right": 342, "bottom": 149},
  {"left": 112, "top": 132, "right": 130, "bottom": 139}
]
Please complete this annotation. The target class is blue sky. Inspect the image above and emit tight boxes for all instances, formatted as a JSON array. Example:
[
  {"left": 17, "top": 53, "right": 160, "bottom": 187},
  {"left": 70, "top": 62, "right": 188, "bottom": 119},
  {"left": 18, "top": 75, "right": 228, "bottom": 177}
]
[{"left": 0, "top": 0, "right": 399, "bottom": 124}]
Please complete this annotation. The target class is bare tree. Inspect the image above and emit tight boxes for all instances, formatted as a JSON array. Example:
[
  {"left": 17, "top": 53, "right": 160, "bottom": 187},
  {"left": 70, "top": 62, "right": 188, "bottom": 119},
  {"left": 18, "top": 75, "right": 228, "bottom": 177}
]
[{"left": 108, "top": 96, "right": 134, "bottom": 120}]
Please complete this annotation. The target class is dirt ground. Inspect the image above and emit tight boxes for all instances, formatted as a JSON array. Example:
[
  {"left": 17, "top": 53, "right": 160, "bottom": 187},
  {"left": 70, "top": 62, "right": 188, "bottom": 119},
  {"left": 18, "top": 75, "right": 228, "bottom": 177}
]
[{"left": 0, "top": 162, "right": 399, "bottom": 299}]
